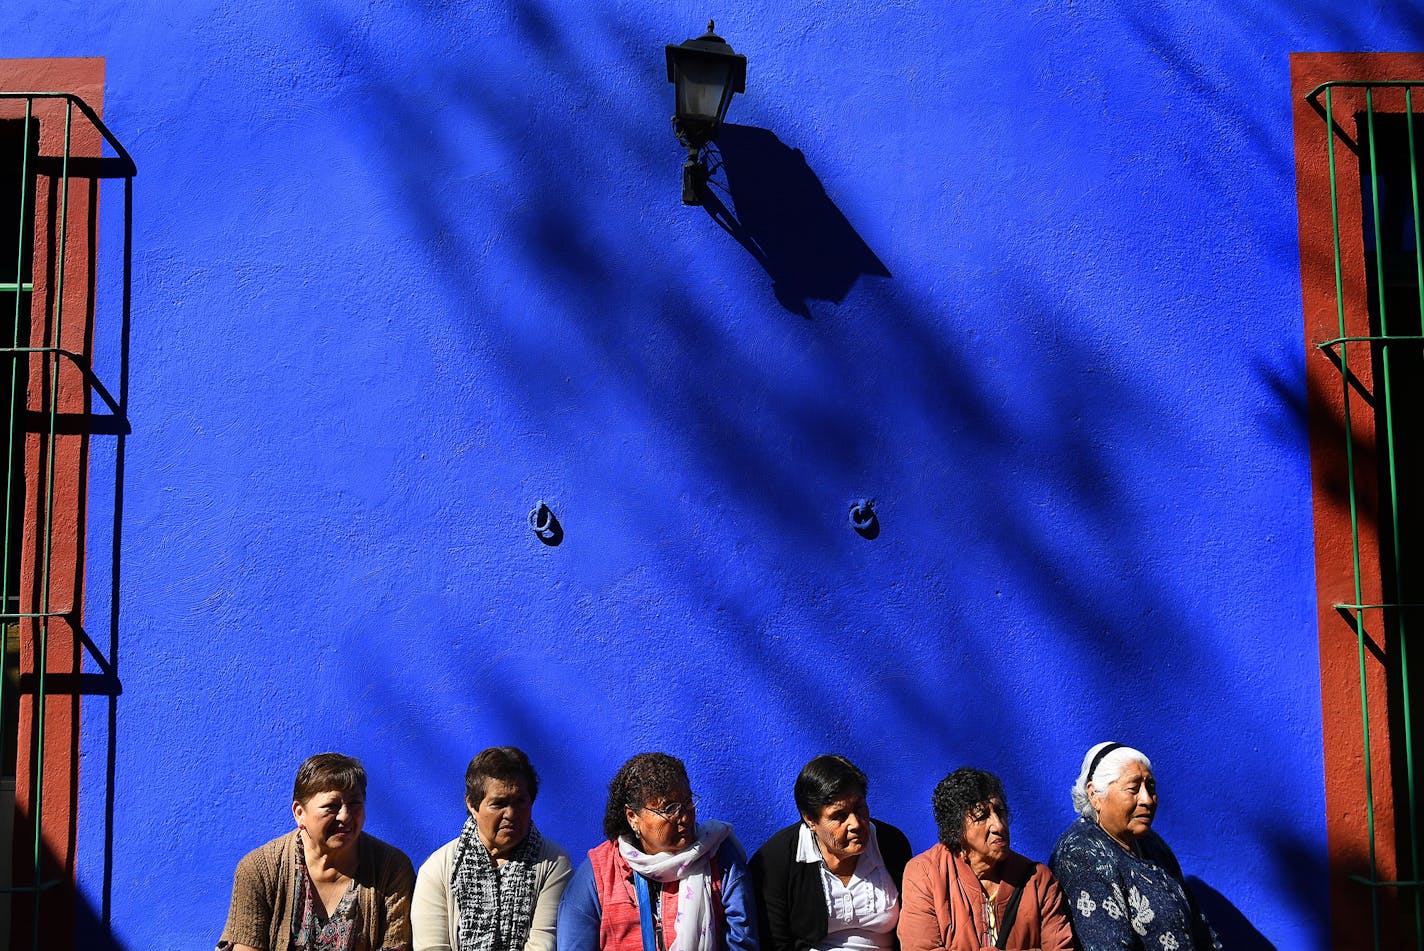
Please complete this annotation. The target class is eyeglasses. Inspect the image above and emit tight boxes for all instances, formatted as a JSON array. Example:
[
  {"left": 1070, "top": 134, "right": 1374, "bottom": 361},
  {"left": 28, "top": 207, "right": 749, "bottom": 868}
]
[{"left": 636, "top": 793, "right": 700, "bottom": 821}]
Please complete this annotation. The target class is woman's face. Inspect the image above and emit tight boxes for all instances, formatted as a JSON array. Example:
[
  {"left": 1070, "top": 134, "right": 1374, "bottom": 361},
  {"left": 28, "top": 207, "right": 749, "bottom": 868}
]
[
  {"left": 470, "top": 777, "right": 533, "bottom": 859},
  {"left": 625, "top": 783, "right": 696, "bottom": 854},
  {"left": 803, "top": 790, "right": 870, "bottom": 864},
  {"left": 1090, "top": 760, "right": 1157, "bottom": 847},
  {"left": 293, "top": 787, "right": 365, "bottom": 853},
  {"left": 959, "top": 797, "right": 1009, "bottom": 876}
]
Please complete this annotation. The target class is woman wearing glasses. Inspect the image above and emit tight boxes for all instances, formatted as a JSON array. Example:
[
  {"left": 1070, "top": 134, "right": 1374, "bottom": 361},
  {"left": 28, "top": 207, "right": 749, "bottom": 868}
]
[
  {"left": 750, "top": 755, "right": 912, "bottom": 951},
  {"left": 556, "top": 752, "right": 756, "bottom": 951}
]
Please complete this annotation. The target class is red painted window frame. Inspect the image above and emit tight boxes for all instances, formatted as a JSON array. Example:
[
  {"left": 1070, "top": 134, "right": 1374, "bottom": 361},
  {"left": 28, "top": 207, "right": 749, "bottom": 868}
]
[
  {"left": 0, "top": 57, "right": 106, "bottom": 949},
  {"left": 1291, "top": 51, "right": 1424, "bottom": 950}
]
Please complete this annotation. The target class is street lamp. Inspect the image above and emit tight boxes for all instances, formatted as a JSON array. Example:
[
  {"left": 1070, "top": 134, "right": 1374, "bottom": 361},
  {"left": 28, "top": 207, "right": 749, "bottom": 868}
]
[{"left": 666, "top": 20, "right": 746, "bottom": 205}]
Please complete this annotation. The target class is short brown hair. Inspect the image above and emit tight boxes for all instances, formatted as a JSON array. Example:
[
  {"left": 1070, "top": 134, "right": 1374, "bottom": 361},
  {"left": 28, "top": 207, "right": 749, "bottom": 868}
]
[
  {"left": 465, "top": 746, "right": 540, "bottom": 807},
  {"left": 293, "top": 752, "right": 367, "bottom": 805}
]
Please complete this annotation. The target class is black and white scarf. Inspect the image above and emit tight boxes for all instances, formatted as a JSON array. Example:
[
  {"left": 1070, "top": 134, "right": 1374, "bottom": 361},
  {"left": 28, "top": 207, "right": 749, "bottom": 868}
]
[{"left": 450, "top": 818, "right": 544, "bottom": 951}]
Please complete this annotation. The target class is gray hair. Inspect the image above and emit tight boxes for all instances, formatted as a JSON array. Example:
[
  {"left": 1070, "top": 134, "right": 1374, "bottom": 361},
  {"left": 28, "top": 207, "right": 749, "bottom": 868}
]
[{"left": 1070, "top": 742, "right": 1152, "bottom": 816}]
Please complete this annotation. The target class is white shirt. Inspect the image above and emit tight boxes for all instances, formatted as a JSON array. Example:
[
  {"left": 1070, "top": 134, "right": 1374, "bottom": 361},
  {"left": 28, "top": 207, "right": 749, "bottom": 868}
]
[{"left": 796, "top": 822, "right": 899, "bottom": 951}]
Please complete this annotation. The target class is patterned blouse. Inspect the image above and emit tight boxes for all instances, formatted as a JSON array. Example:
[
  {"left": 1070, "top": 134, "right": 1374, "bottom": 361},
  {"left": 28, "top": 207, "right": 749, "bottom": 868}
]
[
  {"left": 1048, "top": 815, "right": 1220, "bottom": 951},
  {"left": 291, "top": 842, "right": 361, "bottom": 951}
]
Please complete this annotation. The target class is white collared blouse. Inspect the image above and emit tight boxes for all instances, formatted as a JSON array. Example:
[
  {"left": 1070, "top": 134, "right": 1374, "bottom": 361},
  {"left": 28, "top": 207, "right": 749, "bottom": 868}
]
[{"left": 796, "top": 822, "right": 900, "bottom": 951}]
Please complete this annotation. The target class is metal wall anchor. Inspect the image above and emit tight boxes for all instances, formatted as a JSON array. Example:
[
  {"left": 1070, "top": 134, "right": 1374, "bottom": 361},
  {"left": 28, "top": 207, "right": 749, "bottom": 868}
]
[
  {"left": 529, "top": 501, "right": 563, "bottom": 545},
  {"left": 848, "top": 498, "right": 879, "bottom": 538}
]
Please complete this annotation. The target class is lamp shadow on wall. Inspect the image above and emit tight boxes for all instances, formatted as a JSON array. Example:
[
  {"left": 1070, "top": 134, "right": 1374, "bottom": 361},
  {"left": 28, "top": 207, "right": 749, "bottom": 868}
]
[{"left": 699, "top": 124, "right": 890, "bottom": 318}]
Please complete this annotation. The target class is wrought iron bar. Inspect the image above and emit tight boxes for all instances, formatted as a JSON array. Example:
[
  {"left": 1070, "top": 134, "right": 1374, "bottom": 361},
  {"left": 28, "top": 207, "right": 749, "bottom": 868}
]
[
  {"left": 1403, "top": 85, "right": 1424, "bottom": 944},
  {"left": 1325, "top": 83, "right": 1384, "bottom": 948}
]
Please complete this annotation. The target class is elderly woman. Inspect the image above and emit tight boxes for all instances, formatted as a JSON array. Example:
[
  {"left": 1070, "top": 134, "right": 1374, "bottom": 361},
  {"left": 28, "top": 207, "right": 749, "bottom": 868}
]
[
  {"left": 897, "top": 768, "right": 1073, "bottom": 951},
  {"left": 556, "top": 752, "right": 756, "bottom": 951},
  {"left": 413, "top": 747, "right": 574, "bottom": 951},
  {"left": 218, "top": 752, "right": 416, "bottom": 951},
  {"left": 1049, "top": 743, "right": 1220, "bottom": 951},
  {"left": 751, "top": 754, "right": 912, "bottom": 951}
]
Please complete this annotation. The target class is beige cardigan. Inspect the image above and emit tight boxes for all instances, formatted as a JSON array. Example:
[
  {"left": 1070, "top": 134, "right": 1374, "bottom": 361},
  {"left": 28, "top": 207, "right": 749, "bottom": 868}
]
[
  {"left": 411, "top": 834, "right": 573, "bottom": 951},
  {"left": 219, "top": 829, "right": 416, "bottom": 951}
]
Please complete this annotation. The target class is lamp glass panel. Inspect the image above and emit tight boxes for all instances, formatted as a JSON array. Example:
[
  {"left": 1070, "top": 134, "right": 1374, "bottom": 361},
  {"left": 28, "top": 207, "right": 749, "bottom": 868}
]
[{"left": 675, "top": 56, "right": 733, "bottom": 121}]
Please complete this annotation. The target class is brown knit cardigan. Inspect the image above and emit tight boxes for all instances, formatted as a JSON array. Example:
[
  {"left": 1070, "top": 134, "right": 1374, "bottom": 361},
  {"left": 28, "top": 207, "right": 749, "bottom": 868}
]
[{"left": 218, "top": 829, "right": 416, "bottom": 951}]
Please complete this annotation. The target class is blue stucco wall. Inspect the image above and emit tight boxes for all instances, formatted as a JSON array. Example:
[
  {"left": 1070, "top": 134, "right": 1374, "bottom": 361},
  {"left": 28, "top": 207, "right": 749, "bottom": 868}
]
[{"left": 13, "top": 1, "right": 1424, "bottom": 947}]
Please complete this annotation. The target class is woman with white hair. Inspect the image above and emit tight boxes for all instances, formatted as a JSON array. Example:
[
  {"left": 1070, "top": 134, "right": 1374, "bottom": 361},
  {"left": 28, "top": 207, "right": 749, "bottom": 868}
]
[{"left": 1048, "top": 743, "right": 1219, "bottom": 950}]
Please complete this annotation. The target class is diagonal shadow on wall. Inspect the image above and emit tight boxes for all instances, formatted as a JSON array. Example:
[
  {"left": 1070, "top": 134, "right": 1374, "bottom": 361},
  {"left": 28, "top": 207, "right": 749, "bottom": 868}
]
[
  {"left": 260, "top": 8, "right": 1334, "bottom": 950},
  {"left": 700, "top": 124, "right": 890, "bottom": 318},
  {"left": 1188, "top": 877, "right": 1276, "bottom": 950}
]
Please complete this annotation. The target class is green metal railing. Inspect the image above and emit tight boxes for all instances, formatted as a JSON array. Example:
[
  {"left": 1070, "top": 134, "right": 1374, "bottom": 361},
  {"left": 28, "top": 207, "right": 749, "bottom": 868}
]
[
  {"left": 1309, "top": 79, "right": 1424, "bottom": 950},
  {"left": 0, "top": 92, "right": 132, "bottom": 951}
]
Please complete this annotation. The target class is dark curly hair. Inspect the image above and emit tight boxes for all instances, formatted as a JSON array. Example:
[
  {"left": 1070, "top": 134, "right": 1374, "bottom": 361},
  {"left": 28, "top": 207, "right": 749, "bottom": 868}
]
[
  {"left": 931, "top": 767, "right": 1009, "bottom": 852},
  {"left": 602, "top": 752, "right": 691, "bottom": 842},
  {"left": 793, "top": 755, "right": 868, "bottom": 819},
  {"left": 465, "top": 746, "right": 540, "bottom": 808}
]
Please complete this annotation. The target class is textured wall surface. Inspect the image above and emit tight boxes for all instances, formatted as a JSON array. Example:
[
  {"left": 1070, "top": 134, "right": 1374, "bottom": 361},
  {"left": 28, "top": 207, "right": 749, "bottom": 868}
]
[{"left": 8, "top": 1, "right": 1422, "bottom": 948}]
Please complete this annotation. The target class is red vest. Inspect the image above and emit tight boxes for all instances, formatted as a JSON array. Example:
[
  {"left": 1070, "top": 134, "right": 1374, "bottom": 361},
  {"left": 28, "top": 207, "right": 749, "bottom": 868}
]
[{"left": 587, "top": 840, "right": 725, "bottom": 951}]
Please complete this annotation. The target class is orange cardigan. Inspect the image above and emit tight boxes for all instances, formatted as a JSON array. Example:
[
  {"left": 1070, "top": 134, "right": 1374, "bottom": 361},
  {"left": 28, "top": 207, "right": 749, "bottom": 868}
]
[{"left": 896, "top": 844, "right": 1075, "bottom": 951}]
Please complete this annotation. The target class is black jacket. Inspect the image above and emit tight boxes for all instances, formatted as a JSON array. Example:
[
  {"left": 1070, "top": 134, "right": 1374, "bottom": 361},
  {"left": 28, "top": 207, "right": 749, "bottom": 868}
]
[{"left": 750, "top": 819, "right": 913, "bottom": 951}]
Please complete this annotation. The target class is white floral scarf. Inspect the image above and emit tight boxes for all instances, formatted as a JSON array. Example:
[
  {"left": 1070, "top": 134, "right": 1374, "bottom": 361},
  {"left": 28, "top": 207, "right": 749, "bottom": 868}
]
[{"left": 617, "top": 819, "right": 733, "bottom": 951}]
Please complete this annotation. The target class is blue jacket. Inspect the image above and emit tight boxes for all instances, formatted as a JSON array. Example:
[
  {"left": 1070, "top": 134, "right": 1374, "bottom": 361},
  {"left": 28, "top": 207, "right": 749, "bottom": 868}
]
[{"left": 557, "top": 835, "right": 758, "bottom": 951}]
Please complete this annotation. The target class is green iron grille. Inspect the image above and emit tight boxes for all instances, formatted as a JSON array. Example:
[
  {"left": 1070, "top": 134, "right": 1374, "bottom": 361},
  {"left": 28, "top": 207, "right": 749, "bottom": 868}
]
[
  {"left": 0, "top": 92, "right": 132, "bottom": 951},
  {"left": 1310, "top": 79, "right": 1424, "bottom": 950}
]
